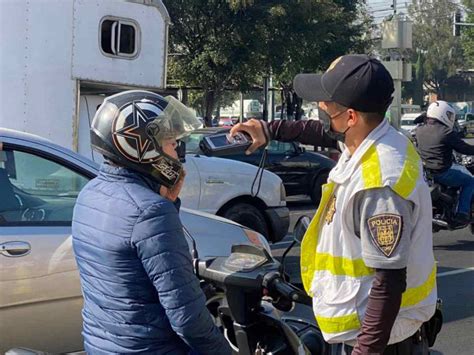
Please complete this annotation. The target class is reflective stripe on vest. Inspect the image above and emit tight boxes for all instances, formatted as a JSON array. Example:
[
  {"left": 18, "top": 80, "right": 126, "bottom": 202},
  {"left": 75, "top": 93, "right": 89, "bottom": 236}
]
[
  {"left": 300, "top": 140, "right": 436, "bottom": 335},
  {"left": 362, "top": 140, "right": 420, "bottom": 199}
]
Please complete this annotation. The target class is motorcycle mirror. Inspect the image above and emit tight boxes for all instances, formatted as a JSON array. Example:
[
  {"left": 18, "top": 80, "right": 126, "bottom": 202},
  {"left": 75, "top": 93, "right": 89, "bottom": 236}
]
[
  {"left": 182, "top": 226, "right": 199, "bottom": 260},
  {"left": 293, "top": 216, "right": 311, "bottom": 244},
  {"left": 280, "top": 216, "right": 311, "bottom": 278}
]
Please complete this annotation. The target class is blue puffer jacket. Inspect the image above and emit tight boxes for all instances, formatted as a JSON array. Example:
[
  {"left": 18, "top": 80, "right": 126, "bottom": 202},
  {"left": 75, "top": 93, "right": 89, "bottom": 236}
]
[{"left": 72, "top": 163, "right": 231, "bottom": 354}]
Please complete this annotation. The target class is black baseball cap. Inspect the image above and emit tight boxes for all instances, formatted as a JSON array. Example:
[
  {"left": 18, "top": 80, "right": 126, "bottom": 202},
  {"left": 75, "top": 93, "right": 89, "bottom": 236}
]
[{"left": 293, "top": 54, "right": 394, "bottom": 113}]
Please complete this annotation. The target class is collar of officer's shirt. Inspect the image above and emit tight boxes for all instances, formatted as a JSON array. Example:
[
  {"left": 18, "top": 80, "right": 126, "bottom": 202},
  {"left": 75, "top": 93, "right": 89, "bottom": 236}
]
[{"left": 328, "top": 118, "right": 390, "bottom": 185}]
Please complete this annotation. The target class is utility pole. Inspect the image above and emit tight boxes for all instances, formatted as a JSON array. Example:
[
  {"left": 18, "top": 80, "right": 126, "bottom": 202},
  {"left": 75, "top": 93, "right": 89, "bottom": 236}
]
[
  {"left": 263, "top": 76, "right": 269, "bottom": 122},
  {"left": 239, "top": 92, "right": 244, "bottom": 124},
  {"left": 269, "top": 74, "right": 275, "bottom": 122},
  {"left": 381, "top": 15, "right": 413, "bottom": 129}
]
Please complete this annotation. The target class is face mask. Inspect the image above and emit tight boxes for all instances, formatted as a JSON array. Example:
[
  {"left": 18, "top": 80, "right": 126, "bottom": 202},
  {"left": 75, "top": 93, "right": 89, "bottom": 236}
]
[
  {"left": 176, "top": 140, "right": 186, "bottom": 163},
  {"left": 318, "top": 107, "right": 350, "bottom": 143}
]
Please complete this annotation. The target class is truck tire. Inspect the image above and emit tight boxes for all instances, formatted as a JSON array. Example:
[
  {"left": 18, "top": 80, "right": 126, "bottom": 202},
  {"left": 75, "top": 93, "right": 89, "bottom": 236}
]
[
  {"left": 310, "top": 172, "right": 329, "bottom": 206},
  {"left": 222, "top": 203, "right": 269, "bottom": 239}
]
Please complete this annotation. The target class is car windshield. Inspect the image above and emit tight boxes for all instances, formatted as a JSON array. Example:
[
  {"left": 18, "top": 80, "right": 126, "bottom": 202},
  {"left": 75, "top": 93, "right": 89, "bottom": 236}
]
[
  {"left": 181, "top": 133, "right": 207, "bottom": 153},
  {"left": 401, "top": 119, "right": 415, "bottom": 126}
]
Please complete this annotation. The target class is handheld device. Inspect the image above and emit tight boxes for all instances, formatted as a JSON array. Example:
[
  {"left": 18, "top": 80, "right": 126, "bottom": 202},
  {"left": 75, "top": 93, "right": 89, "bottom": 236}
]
[{"left": 199, "top": 132, "right": 252, "bottom": 156}]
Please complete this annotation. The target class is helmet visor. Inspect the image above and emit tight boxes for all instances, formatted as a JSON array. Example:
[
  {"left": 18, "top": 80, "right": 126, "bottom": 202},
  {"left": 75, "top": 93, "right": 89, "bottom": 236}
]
[{"left": 147, "top": 96, "right": 202, "bottom": 143}]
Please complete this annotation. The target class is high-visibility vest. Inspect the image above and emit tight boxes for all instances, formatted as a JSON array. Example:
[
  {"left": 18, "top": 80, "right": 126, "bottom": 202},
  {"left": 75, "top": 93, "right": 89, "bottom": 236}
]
[{"left": 301, "top": 120, "right": 437, "bottom": 344}]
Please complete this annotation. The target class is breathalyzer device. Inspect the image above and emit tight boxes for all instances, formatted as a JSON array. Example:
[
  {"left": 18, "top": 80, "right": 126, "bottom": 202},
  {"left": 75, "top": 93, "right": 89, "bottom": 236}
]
[{"left": 200, "top": 132, "right": 252, "bottom": 157}]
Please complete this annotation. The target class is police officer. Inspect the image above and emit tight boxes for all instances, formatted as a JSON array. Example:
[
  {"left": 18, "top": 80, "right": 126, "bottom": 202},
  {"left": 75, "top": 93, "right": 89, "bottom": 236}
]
[
  {"left": 231, "top": 55, "right": 437, "bottom": 354},
  {"left": 72, "top": 91, "right": 231, "bottom": 354}
]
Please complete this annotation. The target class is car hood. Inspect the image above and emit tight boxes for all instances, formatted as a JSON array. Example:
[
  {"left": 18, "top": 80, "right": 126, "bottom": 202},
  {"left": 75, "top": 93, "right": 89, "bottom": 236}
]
[{"left": 180, "top": 207, "right": 270, "bottom": 257}]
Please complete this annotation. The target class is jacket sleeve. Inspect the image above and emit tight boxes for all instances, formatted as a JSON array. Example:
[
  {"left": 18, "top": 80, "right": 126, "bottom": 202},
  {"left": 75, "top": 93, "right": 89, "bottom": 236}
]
[
  {"left": 445, "top": 131, "right": 474, "bottom": 155},
  {"left": 131, "top": 201, "right": 231, "bottom": 355},
  {"left": 267, "top": 119, "right": 338, "bottom": 148}
]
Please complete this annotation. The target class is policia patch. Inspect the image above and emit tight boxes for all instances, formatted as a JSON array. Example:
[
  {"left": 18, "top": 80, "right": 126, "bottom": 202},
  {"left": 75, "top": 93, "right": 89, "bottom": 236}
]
[{"left": 367, "top": 214, "right": 403, "bottom": 257}]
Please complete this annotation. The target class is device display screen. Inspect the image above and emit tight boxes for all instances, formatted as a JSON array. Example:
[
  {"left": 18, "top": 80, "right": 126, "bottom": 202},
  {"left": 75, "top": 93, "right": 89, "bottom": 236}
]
[{"left": 208, "top": 134, "right": 231, "bottom": 148}]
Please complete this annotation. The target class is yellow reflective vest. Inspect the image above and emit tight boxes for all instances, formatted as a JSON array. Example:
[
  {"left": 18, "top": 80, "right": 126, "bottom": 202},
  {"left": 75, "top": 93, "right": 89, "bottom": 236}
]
[{"left": 301, "top": 120, "right": 437, "bottom": 344}]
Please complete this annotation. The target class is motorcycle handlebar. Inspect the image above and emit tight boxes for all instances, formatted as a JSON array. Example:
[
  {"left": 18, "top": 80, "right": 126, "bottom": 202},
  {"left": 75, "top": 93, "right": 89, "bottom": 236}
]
[{"left": 265, "top": 273, "right": 312, "bottom": 306}]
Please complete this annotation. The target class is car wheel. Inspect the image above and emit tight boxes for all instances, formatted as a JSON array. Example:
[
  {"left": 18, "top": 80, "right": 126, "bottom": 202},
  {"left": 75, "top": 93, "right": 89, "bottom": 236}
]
[
  {"left": 222, "top": 203, "right": 269, "bottom": 239},
  {"left": 310, "top": 172, "right": 329, "bottom": 206}
]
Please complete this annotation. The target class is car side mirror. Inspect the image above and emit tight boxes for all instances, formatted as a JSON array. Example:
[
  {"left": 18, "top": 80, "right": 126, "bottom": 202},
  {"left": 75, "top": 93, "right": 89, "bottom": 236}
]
[
  {"left": 293, "top": 216, "right": 311, "bottom": 243},
  {"left": 293, "top": 145, "right": 304, "bottom": 154}
]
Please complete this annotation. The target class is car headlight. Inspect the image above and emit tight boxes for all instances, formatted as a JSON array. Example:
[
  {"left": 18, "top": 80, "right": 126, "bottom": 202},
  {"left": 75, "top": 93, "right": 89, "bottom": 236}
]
[
  {"left": 243, "top": 228, "right": 271, "bottom": 254},
  {"left": 280, "top": 182, "right": 286, "bottom": 203}
]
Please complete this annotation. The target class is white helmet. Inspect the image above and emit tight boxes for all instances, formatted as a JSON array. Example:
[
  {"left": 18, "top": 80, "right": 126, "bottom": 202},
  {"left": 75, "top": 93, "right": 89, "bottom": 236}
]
[{"left": 427, "top": 100, "right": 456, "bottom": 129}]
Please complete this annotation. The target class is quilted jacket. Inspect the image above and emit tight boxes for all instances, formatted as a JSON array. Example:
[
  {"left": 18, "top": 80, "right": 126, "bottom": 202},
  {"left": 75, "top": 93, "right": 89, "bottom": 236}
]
[{"left": 72, "top": 163, "right": 230, "bottom": 354}]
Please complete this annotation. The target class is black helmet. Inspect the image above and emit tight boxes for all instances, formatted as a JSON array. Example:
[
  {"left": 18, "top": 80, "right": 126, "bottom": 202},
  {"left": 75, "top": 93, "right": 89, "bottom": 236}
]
[{"left": 91, "top": 90, "right": 201, "bottom": 188}]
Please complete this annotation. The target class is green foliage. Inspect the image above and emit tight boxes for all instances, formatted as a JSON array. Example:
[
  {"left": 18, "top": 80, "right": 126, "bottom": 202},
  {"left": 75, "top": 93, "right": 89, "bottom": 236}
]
[
  {"left": 408, "top": 0, "right": 465, "bottom": 96},
  {"left": 461, "top": 0, "right": 474, "bottom": 68},
  {"left": 164, "top": 0, "right": 371, "bottom": 120}
]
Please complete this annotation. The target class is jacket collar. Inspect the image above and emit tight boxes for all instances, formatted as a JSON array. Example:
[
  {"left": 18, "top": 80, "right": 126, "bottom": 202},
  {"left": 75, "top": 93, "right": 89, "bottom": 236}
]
[
  {"left": 99, "top": 162, "right": 161, "bottom": 192},
  {"left": 329, "top": 119, "right": 390, "bottom": 184}
]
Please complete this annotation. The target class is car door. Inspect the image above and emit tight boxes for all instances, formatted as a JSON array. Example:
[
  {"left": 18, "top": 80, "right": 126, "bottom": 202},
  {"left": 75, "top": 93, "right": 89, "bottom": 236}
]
[
  {"left": 265, "top": 141, "right": 308, "bottom": 196},
  {"left": 0, "top": 143, "right": 93, "bottom": 353},
  {"left": 180, "top": 155, "right": 201, "bottom": 210}
]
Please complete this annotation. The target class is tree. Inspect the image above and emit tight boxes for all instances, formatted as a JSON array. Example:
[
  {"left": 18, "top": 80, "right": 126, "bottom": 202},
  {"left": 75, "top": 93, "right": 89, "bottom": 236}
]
[
  {"left": 408, "top": 0, "right": 466, "bottom": 98},
  {"left": 164, "top": 0, "right": 371, "bottom": 124},
  {"left": 461, "top": 0, "right": 474, "bottom": 68},
  {"left": 402, "top": 52, "right": 425, "bottom": 106}
]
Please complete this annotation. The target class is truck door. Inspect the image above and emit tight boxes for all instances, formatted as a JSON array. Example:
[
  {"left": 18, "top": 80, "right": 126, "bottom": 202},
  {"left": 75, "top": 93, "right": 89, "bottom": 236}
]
[{"left": 79, "top": 95, "right": 106, "bottom": 163}]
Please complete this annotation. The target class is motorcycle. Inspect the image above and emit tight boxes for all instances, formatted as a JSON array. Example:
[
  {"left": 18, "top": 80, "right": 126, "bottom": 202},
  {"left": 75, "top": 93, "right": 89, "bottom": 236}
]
[
  {"left": 6, "top": 219, "right": 321, "bottom": 355},
  {"left": 411, "top": 126, "right": 474, "bottom": 233},
  {"left": 426, "top": 165, "right": 474, "bottom": 234},
  {"left": 186, "top": 217, "right": 326, "bottom": 355}
]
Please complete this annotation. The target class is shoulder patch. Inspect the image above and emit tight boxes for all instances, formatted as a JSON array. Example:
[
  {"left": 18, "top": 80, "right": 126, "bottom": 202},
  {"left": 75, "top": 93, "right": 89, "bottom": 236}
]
[{"left": 367, "top": 213, "right": 403, "bottom": 257}]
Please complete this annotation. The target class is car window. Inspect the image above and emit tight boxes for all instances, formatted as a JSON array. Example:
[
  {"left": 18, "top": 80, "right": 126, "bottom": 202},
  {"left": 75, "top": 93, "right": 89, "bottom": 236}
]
[
  {"left": 266, "top": 141, "right": 294, "bottom": 153},
  {"left": 182, "top": 133, "right": 206, "bottom": 153},
  {"left": 0, "top": 149, "right": 89, "bottom": 226},
  {"left": 401, "top": 119, "right": 414, "bottom": 125}
]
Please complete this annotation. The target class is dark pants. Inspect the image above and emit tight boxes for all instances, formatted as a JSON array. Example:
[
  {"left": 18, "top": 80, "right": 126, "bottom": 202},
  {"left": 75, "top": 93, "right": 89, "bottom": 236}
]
[
  {"left": 434, "top": 164, "right": 474, "bottom": 215},
  {"left": 327, "top": 328, "right": 429, "bottom": 355}
]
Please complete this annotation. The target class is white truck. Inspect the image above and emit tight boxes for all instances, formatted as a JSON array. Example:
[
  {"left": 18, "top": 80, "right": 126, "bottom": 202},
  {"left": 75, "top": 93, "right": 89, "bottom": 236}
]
[{"left": 0, "top": 0, "right": 289, "bottom": 241}]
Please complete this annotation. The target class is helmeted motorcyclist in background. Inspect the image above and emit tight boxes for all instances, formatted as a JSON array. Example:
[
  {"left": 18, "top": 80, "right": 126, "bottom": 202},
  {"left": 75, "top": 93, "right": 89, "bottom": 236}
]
[
  {"left": 72, "top": 90, "right": 231, "bottom": 354},
  {"left": 416, "top": 100, "right": 474, "bottom": 225}
]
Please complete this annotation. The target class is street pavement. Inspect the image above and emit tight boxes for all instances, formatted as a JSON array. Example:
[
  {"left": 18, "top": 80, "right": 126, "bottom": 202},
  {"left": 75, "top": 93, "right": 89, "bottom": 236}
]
[{"left": 271, "top": 198, "right": 474, "bottom": 355}]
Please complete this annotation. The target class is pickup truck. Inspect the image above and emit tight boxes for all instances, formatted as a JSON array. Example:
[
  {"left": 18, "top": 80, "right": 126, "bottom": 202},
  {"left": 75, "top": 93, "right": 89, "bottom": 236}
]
[{"left": 182, "top": 153, "right": 289, "bottom": 242}]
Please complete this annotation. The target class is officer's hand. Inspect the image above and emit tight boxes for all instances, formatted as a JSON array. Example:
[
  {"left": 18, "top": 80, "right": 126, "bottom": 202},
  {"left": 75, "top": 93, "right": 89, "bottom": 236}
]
[
  {"left": 160, "top": 170, "right": 186, "bottom": 202},
  {"left": 230, "top": 119, "right": 267, "bottom": 155}
]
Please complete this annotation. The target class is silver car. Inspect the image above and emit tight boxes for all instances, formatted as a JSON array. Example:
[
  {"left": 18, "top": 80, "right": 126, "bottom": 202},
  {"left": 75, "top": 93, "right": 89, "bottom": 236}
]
[{"left": 0, "top": 128, "right": 270, "bottom": 353}]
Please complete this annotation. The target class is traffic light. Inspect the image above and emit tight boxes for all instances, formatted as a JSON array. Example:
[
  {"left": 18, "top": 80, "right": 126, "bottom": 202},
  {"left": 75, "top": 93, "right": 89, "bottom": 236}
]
[{"left": 453, "top": 11, "right": 462, "bottom": 36}]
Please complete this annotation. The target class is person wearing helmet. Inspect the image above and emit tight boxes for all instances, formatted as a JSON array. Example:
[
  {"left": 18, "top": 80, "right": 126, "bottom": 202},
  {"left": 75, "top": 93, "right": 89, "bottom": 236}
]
[
  {"left": 416, "top": 100, "right": 474, "bottom": 226},
  {"left": 71, "top": 91, "right": 231, "bottom": 354}
]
